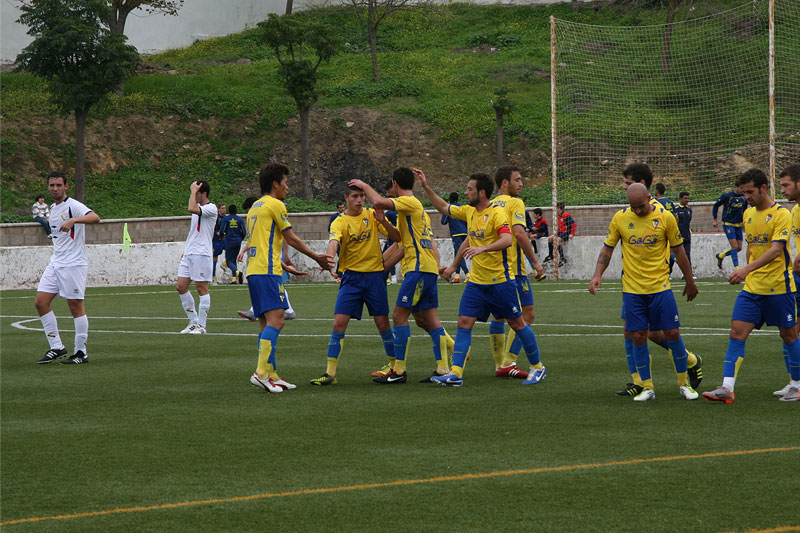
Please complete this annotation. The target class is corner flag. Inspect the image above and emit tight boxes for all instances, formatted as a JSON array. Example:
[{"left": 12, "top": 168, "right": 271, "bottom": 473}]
[{"left": 122, "top": 223, "right": 132, "bottom": 253}]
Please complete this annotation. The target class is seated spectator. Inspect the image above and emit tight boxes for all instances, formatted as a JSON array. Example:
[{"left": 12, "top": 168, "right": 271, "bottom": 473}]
[
  {"left": 544, "top": 202, "right": 576, "bottom": 266},
  {"left": 32, "top": 194, "right": 51, "bottom": 237}
]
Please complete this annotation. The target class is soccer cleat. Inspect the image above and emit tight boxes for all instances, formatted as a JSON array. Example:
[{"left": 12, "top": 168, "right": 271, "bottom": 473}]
[
  {"left": 284, "top": 309, "right": 296, "bottom": 320},
  {"left": 370, "top": 362, "right": 393, "bottom": 377},
  {"left": 616, "top": 383, "right": 644, "bottom": 397},
  {"left": 778, "top": 387, "right": 799, "bottom": 402},
  {"left": 250, "top": 373, "right": 283, "bottom": 393},
  {"left": 188, "top": 325, "right": 206, "bottom": 334},
  {"left": 702, "top": 386, "right": 735, "bottom": 404},
  {"left": 495, "top": 363, "right": 529, "bottom": 380},
  {"left": 273, "top": 377, "right": 296, "bottom": 390},
  {"left": 687, "top": 352, "right": 703, "bottom": 389},
  {"left": 60, "top": 350, "right": 88, "bottom": 364},
  {"left": 431, "top": 372, "right": 463, "bottom": 387},
  {"left": 542, "top": 255, "right": 553, "bottom": 263},
  {"left": 238, "top": 309, "right": 257, "bottom": 322},
  {"left": 451, "top": 274, "right": 461, "bottom": 284},
  {"left": 238, "top": 271, "right": 244, "bottom": 284},
  {"left": 464, "top": 274, "right": 470, "bottom": 282},
  {"left": 522, "top": 366, "right": 547, "bottom": 385},
  {"left": 310, "top": 373, "right": 337, "bottom": 386},
  {"left": 373, "top": 370, "right": 407, "bottom": 384},
  {"left": 773, "top": 383, "right": 793, "bottom": 397},
  {"left": 36, "top": 347, "right": 68, "bottom": 364},
  {"left": 633, "top": 388, "right": 655, "bottom": 402},
  {"left": 180, "top": 322, "right": 200, "bottom": 334},
  {"left": 419, "top": 372, "right": 447, "bottom": 383},
  {"left": 716, "top": 252, "right": 724, "bottom": 269},
  {"left": 535, "top": 273, "right": 546, "bottom": 281},
  {"left": 679, "top": 385, "right": 699, "bottom": 400}
]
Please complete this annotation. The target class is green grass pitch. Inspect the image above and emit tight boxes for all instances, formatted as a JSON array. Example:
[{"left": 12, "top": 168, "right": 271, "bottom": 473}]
[{"left": 1, "top": 279, "right": 797, "bottom": 531}]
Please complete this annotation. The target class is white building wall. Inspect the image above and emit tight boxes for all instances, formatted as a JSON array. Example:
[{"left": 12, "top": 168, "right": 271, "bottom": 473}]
[
  {"left": 1, "top": 0, "right": 588, "bottom": 64},
  {"left": 0, "top": 233, "right": 737, "bottom": 290}
]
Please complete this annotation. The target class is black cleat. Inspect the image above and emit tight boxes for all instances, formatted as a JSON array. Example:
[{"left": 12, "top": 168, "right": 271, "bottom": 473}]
[
  {"left": 238, "top": 271, "right": 244, "bottom": 284},
  {"left": 60, "top": 351, "right": 88, "bottom": 364},
  {"left": 36, "top": 347, "right": 68, "bottom": 364},
  {"left": 419, "top": 372, "right": 447, "bottom": 383},
  {"left": 615, "top": 383, "right": 644, "bottom": 396},
  {"left": 687, "top": 353, "right": 703, "bottom": 389},
  {"left": 716, "top": 253, "right": 724, "bottom": 269},
  {"left": 373, "top": 370, "right": 407, "bottom": 384}
]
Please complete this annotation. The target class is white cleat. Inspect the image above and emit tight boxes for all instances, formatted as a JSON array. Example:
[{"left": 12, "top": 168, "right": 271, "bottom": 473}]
[
  {"left": 237, "top": 309, "right": 256, "bottom": 322},
  {"left": 773, "top": 382, "right": 793, "bottom": 397},
  {"left": 180, "top": 322, "right": 200, "bottom": 334},
  {"left": 778, "top": 386, "right": 799, "bottom": 402},
  {"left": 284, "top": 309, "right": 296, "bottom": 320},
  {"left": 188, "top": 325, "right": 206, "bottom": 334},
  {"left": 679, "top": 385, "right": 699, "bottom": 400},
  {"left": 250, "top": 373, "right": 283, "bottom": 393},
  {"left": 633, "top": 388, "right": 655, "bottom": 402},
  {"left": 273, "top": 378, "right": 296, "bottom": 390}
]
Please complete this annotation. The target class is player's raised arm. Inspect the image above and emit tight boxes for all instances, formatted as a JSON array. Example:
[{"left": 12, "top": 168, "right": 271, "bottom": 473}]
[
  {"left": 348, "top": 179, "right": 394, "bottom": 210},
  {"left": 414, "top": 169, "right": 450, "bottom": 215}
]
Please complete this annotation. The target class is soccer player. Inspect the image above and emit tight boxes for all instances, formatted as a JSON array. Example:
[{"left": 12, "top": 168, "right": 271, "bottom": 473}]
[
  {"left": 655, "top": 183, "right": 677, "bottom": 272},
  {"left": 382, "top": 179, "right": 399, "bottom": 285},
  {"left": 176, "top": 180, "right": 217, "bottom": 335},
  {"left": 703, "top": 168, "right": 800, "bottom": 403},
  {"left": 220, "top": 204, "right": 246, "bottom": 284},
  {"left": 440, "top": 192, "right": 470, "bottom": 283},
  {"left": 350, "top": 168, "right": 452, "bottom": 384},
  {"left": 673, "top": 192, "right": 693, "bottom": 269},
  {"left": 589, "top": 183, "right": 699, "bottom": 402},
  {"left": 712, "top": 180, "right": 746, "bottom": 269},
  {"left": 617, "top": 163, "right": 702, "bottom": 396},
  {"left": 34, "top": 171, "right": 100, "bottom": 365},
  {"left": 483, "top": 165, "right": 546, "bottom": 381},
  {"left": 776, "top": 163, "right": 800, "bottom": 398},
  {"left": 419, "top": 169, "right": 543, "bottom": 387},
  {"left": 212, "top": 202, "right": 226, "bottom": 283},
  {"left": 310, "top": 185, "right": 401, "bottom": 385},
  {"left": 246, "top": 163, "right": 333, "bottom": 393}
]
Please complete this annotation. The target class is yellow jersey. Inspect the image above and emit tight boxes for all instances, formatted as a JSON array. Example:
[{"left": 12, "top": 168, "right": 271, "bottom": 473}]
[
  {"left": 329, "top": 207, "right": 389, "bottom": 273},
  {"left": 492, "top": 194, "right": 528, "bottom": 276},
  {"left": 245, "top": 194, "right": 291, "bottom": 276},
  {"left": 390, "top": 196, "right": 438, "bottom": 275},
  {"left": 449, "top": 203, "right": 513, "bottom": 285},
  {"left": 791, "top": 204, "right": 800, "bottom": 258},
  {"left": 604, "top": 204, "right": 682, "bottom": 294},
  {"left": 743, "top": 203, "right": 795, "bottom": 295}
]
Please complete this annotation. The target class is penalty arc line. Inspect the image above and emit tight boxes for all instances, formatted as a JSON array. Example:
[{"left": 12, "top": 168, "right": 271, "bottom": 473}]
[{"left": 1, "top": 446, "right": 798, "bottom": 527}]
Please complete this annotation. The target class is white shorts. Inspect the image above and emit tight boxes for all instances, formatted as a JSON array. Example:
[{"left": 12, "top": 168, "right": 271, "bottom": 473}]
[
  {"left": 178, "top": 254, "right": 213, "bottom": 282},
  {"left": 37, "top": 264, "right": 88, "bottom": 300}
]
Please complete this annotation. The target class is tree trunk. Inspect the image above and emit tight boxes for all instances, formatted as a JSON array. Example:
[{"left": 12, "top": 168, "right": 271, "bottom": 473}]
[
  {"left": 285, "top": 0, "right": 293, "bottom": 14},
  {"left": 299, "top": 105, "right": 314, "bottom": 200},
  {"left": 496, "top": 110, "right": 504, "bottom": 167},
  {"left": 109, "top": 8, "right": 130, "bottom": 96},
  {"left": 74, "top": 107, "right": 90, "bottom": 203},
  {"left": 571, "top": 0, "right": 579, "bottom": 12},
  {"left": 661, "top": 0, "right": 680, "bottom": 76},
  {"left": 368, "top": 1, "right": 380, "bottom": 82}
]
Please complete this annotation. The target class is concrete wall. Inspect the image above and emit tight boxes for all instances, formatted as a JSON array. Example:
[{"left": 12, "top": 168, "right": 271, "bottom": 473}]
[{"left": 0, "top": 233, "right": 741, "bottom": 291}]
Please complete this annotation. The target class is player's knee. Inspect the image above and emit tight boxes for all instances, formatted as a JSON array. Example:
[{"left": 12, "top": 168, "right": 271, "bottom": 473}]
[
  {"left": 779, "top": 328, "right": 798, "bottom": 344},
  {"left": 631, "top": 330, "right": 648, "bottom": 345},
  {"left": 662, "top": 328, "right": 680, "bottom": 342}
]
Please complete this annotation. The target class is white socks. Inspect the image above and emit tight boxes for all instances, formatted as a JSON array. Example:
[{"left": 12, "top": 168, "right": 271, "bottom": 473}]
[
  {"left": 40, "top": 311, "right": 64, "bottom": 350},
  {"left": 198, "top": 294, "right": 211, "bottom": 328},
  {"left": 180, "top": 291, "right": 197, "bottom": 323},
  {"left": 723, "top": 376, "right": 736, "bottom": 392},
  {"left": 74, "top": 314, "right": 88, "bottom": 354},
  {"left": 284, "top": 290, "right": 294, "bottom": 315}
]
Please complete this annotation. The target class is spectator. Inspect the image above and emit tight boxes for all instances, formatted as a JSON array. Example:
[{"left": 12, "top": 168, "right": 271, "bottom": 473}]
[
  {"left": 328, "top": 202, "right": 345, "bottom": 231},
  {"left": 440, "top": 192, "right": 469, "bottom": 283},
  {"left": 529, "top": 207, "right": 549, "bottom": 255},
  {"left": 32, "top": 194, "right": 51, "bottom": 237},
  {"left": 544, "top": 202, "right": 576, "bottom": 266}
]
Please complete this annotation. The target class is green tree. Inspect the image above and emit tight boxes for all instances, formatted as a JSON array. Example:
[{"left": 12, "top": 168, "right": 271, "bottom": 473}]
[
  {"left": 257, "top": 13, "right": 338, "bottom": 200},
  {"left": 16, "top": 0, "right": 140, "bottom": 202},
  {"left": 492, "top": 87, "right": 514, "bottom": 167}
]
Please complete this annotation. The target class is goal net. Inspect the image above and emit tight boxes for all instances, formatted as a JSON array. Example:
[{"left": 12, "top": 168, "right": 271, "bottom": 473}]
[{"left": 551, "top": 0, "right": 800, "bottom": 212}]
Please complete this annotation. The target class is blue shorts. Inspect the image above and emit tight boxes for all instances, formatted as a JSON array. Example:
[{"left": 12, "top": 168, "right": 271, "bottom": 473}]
[
  {"left": 620, "top": 302, "right": 626, "bottom": 320},
  {"left": 335, "top": 270, "right": 390, "bottom": 319},
  {"left": 723, "top": 223, "right": 743, "bottom": 242},
  {"left": 396, "top": 271, "right": 438, "bottom": 312},
  {"left": 213, "top": 240, "right": 225, "bottom": 256},
  {"left": 515, "top": 276, "right": 534, "bottom": 307},
  {"left": 459, "top": 280, "right": 523, "bottom": 322},
  {"left": 794, "top": 272, "right": 800, "bottom": 311},
  {"left": 622, "top": 290, "right": 680, "bottom": 332},
  {"left": 247, "top": 274, "right": 288, "bottom": 318},
  {"left": 731, "top": 290, "right": 796, "bottom": 329}
]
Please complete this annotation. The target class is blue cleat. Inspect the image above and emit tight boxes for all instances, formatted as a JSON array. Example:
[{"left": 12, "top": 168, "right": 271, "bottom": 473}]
[
  {"left": 522, "top": 366, "right": 547, "bottom": 385},
  {"left": 431, "top": 373, "right": 463, "bottom": 387}
]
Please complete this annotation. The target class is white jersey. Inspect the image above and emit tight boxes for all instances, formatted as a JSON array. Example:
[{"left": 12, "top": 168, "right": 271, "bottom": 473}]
[
  {"left": 183, "top": 203, "right": 218, "bottom": 256},
  {"left": 49, "top": 197, "right": 93, "bottom": 268}
]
